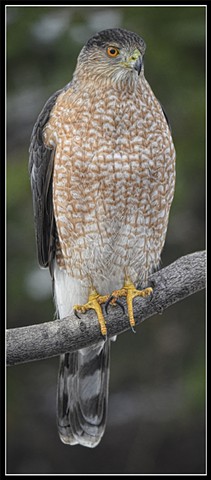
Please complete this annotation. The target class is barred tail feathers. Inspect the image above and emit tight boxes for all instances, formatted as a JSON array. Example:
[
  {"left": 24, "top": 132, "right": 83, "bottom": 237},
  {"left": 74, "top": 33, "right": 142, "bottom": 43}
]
[
  {"left": 53, "top": 263, "right": 110, "bottom": 448},
  {"left": 57, "top": 341, "right": 110, "bottom": 447}
]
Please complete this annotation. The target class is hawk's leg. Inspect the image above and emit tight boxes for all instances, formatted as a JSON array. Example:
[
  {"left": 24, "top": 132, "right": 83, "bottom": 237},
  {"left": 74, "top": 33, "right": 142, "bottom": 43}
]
[
  {"left": 73, "top": 288, "right": 119, "bottom": 336},
  {"left": 105, "top": 277, "right": 153, "bottom": 332}
]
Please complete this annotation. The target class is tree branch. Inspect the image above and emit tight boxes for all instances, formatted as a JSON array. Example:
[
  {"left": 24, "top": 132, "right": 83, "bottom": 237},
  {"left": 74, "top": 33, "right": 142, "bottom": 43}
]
[{"left": 6, "top": 251, "right": 206, "bottom": 366}]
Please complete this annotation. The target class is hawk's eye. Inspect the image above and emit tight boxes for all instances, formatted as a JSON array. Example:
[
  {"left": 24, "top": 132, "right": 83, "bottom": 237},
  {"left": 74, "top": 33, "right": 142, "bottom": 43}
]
[{"left": 107, "top": 46, "right": 120, "bottom": 58}]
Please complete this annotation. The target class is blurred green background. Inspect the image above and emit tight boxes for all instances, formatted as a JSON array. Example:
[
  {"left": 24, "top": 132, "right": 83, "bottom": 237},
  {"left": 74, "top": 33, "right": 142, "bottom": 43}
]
[{"left": 7, "top": 6, "right": 206, "bottom": 474}]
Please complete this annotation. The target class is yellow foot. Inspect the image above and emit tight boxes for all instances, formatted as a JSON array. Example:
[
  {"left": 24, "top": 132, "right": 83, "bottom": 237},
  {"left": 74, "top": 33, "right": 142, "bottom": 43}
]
[
  {"left": 73, "top": 289, "right": 109, "bottom": 336},
  {"left": 105, "top": 277, "right": 153, "bottom": 332}
]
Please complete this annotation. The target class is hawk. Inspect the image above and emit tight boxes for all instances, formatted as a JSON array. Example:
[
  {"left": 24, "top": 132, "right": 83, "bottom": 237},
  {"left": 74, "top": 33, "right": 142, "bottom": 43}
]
[{"left": 29, "top": 28, "right": 176, "bottom": 448}]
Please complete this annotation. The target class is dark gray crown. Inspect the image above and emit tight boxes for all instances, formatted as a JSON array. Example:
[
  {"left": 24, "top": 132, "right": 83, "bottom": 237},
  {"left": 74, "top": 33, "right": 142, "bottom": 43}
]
[{"left": 85, "top": 28, "right": 146, "bottom": 54}]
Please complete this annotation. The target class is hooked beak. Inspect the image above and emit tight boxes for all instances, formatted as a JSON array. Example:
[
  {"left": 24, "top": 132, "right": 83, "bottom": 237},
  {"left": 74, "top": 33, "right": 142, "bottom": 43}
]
[
  {"left": 125, "top": 49, "right": 143, "bottom": 75},
  {"left": 133, "top": 56, "right": 142, "bottom": 75}
]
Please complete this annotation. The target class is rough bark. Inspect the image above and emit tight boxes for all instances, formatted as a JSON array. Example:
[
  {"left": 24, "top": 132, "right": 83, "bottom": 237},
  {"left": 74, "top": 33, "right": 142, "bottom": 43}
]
[{"left": 6, "top": 251, "right": 206, "bottom": 366}]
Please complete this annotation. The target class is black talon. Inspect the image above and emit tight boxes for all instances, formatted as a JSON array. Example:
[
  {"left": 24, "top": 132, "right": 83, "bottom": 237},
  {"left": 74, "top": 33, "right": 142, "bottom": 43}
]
[
  {"left": 105, "top": 296, "right": 125, "bottom": 315},
  {"left": 105, "top": 295, "right": 114, "bottom": 315},
  {"left": 149, "top": 294, "right": 153, "bottom": 303},
  {"left": 131, "top": 326, "right": 136, "bottom": 334},
  {"left": 115, "top": 299, "right": 125, "bottom": 314},
  {"left": 74, "top": 310, "right": 81, "bottom": 319}
]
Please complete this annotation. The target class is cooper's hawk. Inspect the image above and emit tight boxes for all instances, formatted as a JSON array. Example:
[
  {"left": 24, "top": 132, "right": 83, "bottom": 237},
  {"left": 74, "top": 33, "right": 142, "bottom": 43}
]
[{"left": 29, "top": 28, "right": 176, "bottom": 448}]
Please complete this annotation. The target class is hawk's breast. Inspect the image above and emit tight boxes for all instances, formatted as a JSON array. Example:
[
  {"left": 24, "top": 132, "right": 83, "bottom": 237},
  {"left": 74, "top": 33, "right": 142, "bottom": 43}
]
[{"left": 43, "top": 79, "right": 175, "bottom": 285}]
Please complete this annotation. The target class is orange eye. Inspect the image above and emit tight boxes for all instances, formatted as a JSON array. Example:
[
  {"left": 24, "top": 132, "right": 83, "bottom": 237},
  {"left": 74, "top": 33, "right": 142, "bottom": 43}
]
[{"left": 107, "top": 46, "right": 120, "bottom": 58}]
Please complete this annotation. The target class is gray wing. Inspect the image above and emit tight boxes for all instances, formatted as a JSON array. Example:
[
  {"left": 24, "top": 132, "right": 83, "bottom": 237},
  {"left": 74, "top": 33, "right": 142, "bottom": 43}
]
[
  {"left": 29, "top": 83, "right": 71, "bottom": 271},
  {"left": 159, "top": 101, "right": 172, "bottom": 132}
]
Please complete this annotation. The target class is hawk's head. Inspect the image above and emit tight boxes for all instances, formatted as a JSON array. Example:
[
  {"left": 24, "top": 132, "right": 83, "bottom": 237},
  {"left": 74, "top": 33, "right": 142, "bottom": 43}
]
[{"left": 75, "top": 28, "right": 146, "bottom": 83}]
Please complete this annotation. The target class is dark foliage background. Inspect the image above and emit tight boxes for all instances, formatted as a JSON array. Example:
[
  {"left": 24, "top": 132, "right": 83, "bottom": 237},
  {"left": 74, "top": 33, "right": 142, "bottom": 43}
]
[{"left": 7, "top": 5, "right": 206, "bottom": 474}]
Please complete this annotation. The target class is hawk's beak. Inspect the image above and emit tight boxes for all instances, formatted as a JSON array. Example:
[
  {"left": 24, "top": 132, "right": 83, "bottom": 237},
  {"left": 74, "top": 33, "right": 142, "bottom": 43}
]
[
  {"left": 133, "top": 56, "right": 142, "bottom": 75},
  {"left": 126, "top": 49, "right": 142, "bottom": 75}
]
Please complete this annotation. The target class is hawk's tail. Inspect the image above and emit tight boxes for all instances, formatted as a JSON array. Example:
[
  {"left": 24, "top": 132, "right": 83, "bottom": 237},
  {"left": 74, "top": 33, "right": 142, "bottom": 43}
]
[{"left": 57, "top": 340, "right": 110, "bottom": 448}]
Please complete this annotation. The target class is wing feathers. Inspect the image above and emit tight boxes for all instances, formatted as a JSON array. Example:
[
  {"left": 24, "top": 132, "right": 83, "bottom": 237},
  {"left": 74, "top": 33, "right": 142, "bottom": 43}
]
[{"left": 29, "top": 83, "right": 71, "bottom": 269}]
